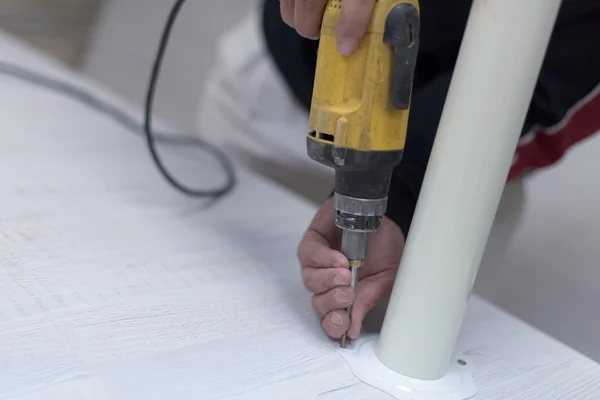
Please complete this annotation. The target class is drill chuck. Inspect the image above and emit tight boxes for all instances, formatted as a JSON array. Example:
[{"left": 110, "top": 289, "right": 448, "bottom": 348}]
[
  {"left": 336, "top": 193, "right": 383, "bottom": 348},
  {"left": 334, "top": 187, "right": 388, "bottom": 348},
  {"left": 333, "top": 194, "right": 387, "bottom": 230},
  {"left": 335, "top": 192, "right": 386, "bottom": 258}
]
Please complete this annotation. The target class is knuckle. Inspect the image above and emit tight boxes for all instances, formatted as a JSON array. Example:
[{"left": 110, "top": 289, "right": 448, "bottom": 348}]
[
  {"left": 311, "top": 295, "right": 324, "bottom": 316},
  {"left": 279, "top": 4, "right": 293, "bottom": 26},
  {"left": 314, "top": 292, "right": 335, "bottom": 316},
  {"left": 295, "top": 21, "right": 320, "bottom": 38},
  {"left": 282, "top": 14, "right": 294, "bottom": 27},
  {"left": 297, "top": 241, "right": 315, "bottom": 268},
  {"left": 296, "top": 237, "right": 306, "bottom": 263},
  {"left": 312, "top": 272, "right": 325, "bottom": 293},
  {"left": 301, "top": 269, "right": 313, "bottom": 292}
]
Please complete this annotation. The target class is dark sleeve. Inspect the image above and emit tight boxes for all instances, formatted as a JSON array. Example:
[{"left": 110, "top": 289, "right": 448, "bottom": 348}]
[
  {"left": 385, "top": 7, "right": 600, "bottom": 237},
  {"left": 261, "top": 0, "right": 318, "bottom": 111}
]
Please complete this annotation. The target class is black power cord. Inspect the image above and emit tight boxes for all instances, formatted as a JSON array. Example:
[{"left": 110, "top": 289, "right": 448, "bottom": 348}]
[
  {"left": 144, "top": 0, "right": 235, "bottom": 197},
  {"left": 0, "top": 0, "right": 236, "bottom": 199}
]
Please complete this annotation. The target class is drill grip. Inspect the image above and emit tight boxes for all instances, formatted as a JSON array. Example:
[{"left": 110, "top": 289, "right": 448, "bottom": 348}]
[
  {"left": 309, "top": 0, "right": 420, "bottom": 153},
  {"left": 384, "top": 3, "right": 420, "bottom": 110}
]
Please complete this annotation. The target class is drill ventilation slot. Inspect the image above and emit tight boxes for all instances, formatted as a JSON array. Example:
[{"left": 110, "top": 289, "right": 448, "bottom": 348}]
[
  {"left": 309, "top": 130, "right": 335, "bottom": 143},
  {"left": 328, "top": 0, "right": 342, "bottom": 11}
]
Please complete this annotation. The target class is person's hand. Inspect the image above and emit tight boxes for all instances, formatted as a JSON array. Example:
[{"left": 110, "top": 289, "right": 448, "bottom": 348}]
[
  {"left": 279, "top": 0, "right": 376, "bottom": 55},
  {"left": 297, "top": 197, "right": 405, "bottom": 340}
]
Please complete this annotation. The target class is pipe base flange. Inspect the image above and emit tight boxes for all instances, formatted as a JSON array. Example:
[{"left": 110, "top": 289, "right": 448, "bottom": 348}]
[{"left": 336, "top": 333, "right": 477, "bottom": 400}]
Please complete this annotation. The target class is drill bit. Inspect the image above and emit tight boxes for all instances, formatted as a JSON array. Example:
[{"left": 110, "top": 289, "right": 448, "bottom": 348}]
[{"left": 340, "top": 259, "right": 363, "bottom": 348}]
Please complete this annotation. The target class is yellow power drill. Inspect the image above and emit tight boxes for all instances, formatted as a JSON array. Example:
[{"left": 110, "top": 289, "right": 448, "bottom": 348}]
[{"left": 307, "top": 0, "right": 420, "bottom": 347}]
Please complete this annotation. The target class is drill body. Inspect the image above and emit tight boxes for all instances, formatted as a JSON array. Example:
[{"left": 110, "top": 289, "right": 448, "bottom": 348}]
[{"left": 307, "top": 0, "right": 420, "bottom": 345}]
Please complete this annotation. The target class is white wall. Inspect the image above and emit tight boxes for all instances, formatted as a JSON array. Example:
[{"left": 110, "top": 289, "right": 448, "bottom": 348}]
[{"left": 83, "top": 0, "right": 255, "bottom": 133}]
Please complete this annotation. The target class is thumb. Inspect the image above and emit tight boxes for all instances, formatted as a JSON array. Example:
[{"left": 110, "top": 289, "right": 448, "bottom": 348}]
[
  {"left": 347, "top": 270, "right": 396, "bottom": 339},
  {"left": 336, "top": 0, "right": 377, "bottom": 55}
]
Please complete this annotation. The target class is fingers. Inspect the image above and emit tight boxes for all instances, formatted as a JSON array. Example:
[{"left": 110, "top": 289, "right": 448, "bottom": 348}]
[
  {"left": 297, "top": 198, "right": 353, "bottom": 340},
  {"left": 322, "top": 310, "right": 350, "bottom": 339},
  {"left": 281, "top": 0, "right": 375, "bottom": 54},
  {"left": 302, "top": 266, "right": 351, "bottom": 294},
  {"left": 312, "top": 286, "right": 354, "bottom": 317},
  {"left": 298, "top": 232, "right": 348, "bottom": 271},
  {"left": 347, "top": 270, "right": 397, "bottom": 339},
  {"left": 337, "top": 0, "right": 377, "bottom": 55},
  {"left": 294, "top": 0, "right": 328, "bottom": 38},
  {"left": 297, "top": 200, "right": 346, "bottom": 270},
  {"left": 280, "top": 0, "right": 328, "bottom": 38},
  {"left": 280, "top": 0, "right": 295, "bottom": 27}
]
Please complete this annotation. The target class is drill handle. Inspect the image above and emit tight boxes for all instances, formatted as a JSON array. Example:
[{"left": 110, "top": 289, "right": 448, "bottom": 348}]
[{"left": 383, "top": 3, "right": 420, "bottom": 110}]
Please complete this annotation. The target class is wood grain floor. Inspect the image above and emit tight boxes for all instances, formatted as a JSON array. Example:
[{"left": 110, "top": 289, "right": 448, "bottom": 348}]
[
  {"left": 1, "top": 33, "right": 600, "bottom": 397},
  {"left": 0, "top": 0, "right": 103, "bottom": 67}
]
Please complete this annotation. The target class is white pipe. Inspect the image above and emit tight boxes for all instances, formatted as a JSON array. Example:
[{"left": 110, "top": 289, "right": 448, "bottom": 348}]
[{"left": 376, "top": 0, "right": 562, "bottom": 380}]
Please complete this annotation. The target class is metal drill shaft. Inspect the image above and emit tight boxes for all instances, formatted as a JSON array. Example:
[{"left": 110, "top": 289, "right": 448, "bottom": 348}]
[
  {"left": 340, "top": 260, "right": 362, "bottom": 347},
  {"left": 339, "top": 230, "right": 368, "bottom": 348}
]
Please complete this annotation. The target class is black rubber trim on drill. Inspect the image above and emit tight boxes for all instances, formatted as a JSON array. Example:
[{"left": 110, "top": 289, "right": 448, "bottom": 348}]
[
  {"left": 307, "top": 137, "right": 403, "bottom": 199},
  {"left": 383, "top": 2, "right": 420, "bottom": 110}
]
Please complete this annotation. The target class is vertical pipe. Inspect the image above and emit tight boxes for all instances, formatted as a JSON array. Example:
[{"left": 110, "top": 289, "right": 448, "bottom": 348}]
[{"left": 376, "top": 0, "right": 562, "bottom": 380}]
